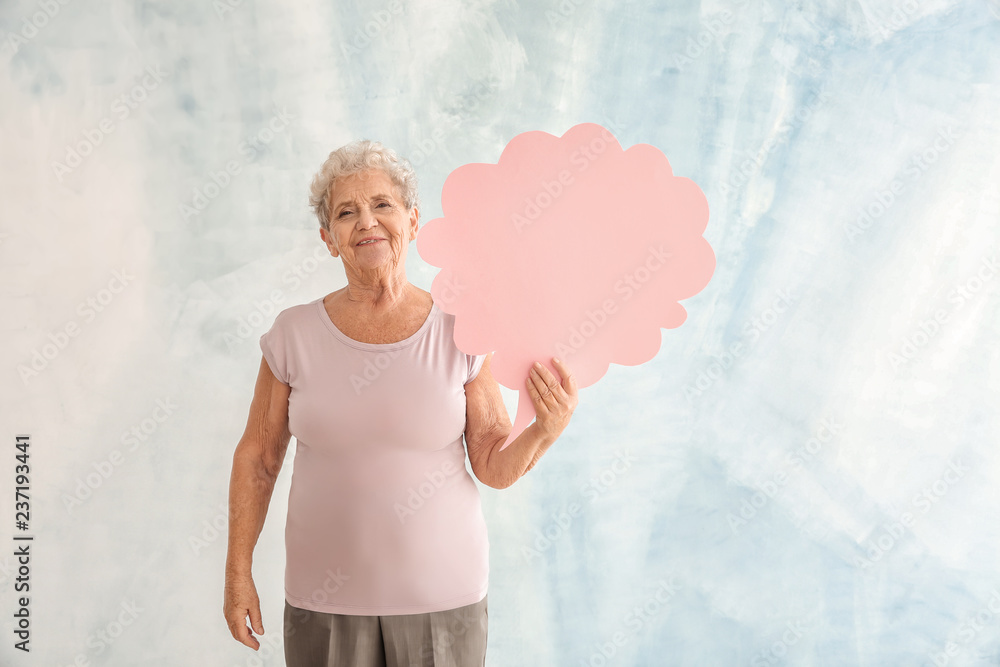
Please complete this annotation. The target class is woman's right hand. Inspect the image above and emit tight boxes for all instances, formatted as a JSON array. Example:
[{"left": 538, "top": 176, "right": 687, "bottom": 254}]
[{"left": 224, "top": 570, "right": 265, "bottom": 650}]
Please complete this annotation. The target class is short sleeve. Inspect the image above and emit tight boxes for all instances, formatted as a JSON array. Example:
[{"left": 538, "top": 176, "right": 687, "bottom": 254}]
[
  {"left": 465, "top": 353, "right": 488, "bottom": 385},
  {"left": 259, "top": 317, "right": 290, "bottom": 385}
]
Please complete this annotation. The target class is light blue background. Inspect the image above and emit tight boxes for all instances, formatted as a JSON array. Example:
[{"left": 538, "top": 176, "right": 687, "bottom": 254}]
[{"left": 2, "top": 0, "right": 999, "bottom": 665}]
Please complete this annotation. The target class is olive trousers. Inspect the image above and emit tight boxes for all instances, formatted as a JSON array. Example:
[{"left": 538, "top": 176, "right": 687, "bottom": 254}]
[{"left": 282, "top": 594, "right": 488, "bottom": 667}]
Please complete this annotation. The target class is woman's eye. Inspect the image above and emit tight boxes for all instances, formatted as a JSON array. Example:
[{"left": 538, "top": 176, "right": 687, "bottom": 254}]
[
  {"left": 377, "top": 202, "right": 389, "bottom": 208},
  {"left": 339, "top": 210, "right": 352, "bottom": 217}
]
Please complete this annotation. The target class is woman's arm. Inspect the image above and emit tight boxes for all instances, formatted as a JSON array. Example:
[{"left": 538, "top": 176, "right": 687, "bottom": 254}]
[
  {"left": 464, "top": 352, "right": 578, "bottom": 489},
  {"left": 224, "top": 357, "right": 292, "bottom": 650}
]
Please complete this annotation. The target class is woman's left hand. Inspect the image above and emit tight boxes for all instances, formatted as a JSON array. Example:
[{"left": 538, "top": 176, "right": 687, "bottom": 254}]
[{"left": 526, "top": 357, "right": 579, "bottom": 441}]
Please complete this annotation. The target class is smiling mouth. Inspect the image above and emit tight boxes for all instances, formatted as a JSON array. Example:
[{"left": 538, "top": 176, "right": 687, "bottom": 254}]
[{"left": 357, "top": 239, "right": 384, "bottom": 246}]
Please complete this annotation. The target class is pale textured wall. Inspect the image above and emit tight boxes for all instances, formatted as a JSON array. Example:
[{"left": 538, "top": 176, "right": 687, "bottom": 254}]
[{"left": 2, "top": 0, "right": 999, "bottom": 665}]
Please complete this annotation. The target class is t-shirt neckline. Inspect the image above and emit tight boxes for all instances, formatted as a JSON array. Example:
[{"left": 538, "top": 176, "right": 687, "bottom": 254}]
[{"left": 314, "top": 295, "right": 438, "bottom": 351}]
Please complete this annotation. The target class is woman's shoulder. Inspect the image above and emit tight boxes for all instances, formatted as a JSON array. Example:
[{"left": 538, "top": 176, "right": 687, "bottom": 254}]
[
  {"left": 427, "top": 302, "right": 480, "bottom": 357},
  {"left": 268, "top": 296, "right": 324, "bottom": 330}
]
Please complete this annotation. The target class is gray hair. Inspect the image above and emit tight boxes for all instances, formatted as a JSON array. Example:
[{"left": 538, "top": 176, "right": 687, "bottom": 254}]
[{"left": 308, "top": 139, "right": 420, "bottom": 231}]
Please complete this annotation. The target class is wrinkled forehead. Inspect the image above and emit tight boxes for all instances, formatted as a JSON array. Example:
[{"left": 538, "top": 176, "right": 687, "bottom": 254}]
[{"left": 329, "top": 169, "right": 401, "bottom": 207}]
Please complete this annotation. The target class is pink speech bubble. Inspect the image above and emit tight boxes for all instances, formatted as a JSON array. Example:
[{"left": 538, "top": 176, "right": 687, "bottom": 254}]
[{"left": 417, "top": 123, "right": 715, "bottom": 451}]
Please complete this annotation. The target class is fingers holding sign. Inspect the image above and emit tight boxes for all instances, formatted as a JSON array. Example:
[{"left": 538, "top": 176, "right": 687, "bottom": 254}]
[{"left": 526, "top": 357, "right": 579, "bottom": 441}]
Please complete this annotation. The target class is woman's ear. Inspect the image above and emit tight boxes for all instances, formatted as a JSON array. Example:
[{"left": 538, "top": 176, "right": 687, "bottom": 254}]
[
  {"left": 409, "top": 207, "right": 419, "bottom": 240},
  {"left": 320, "top": 226, "right": 339, "bottom": 258}
]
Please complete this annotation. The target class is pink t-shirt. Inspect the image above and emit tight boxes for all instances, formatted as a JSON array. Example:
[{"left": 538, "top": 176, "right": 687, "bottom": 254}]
[{"left": 259, "top": 295, "right": 489, "bottom": 616}]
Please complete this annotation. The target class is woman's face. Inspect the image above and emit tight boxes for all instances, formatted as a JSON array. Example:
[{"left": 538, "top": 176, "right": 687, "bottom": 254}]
[{"left": 320, "top": 168, "right": 418, "bottom": 279}]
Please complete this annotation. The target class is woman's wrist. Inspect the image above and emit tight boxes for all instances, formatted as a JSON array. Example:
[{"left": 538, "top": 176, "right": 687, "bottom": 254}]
[
  {"left": 490, "top": 422, "right": 557, "bottom": 487},
  {"left": 225, "top": 555, "right": 253, "bottom": 578}
]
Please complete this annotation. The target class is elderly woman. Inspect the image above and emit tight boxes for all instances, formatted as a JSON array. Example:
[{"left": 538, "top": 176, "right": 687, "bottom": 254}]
[{"left": 223, "top": 140, "right": 578, "bottom": 666}]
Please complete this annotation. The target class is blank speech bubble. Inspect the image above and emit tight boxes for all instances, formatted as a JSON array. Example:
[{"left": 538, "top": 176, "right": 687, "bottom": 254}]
[{"left": 417, "top": 123, "right": 715, "bottom": 451}]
